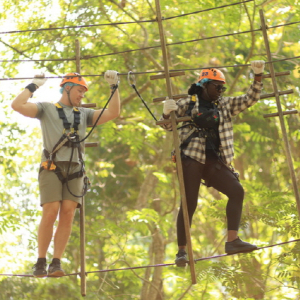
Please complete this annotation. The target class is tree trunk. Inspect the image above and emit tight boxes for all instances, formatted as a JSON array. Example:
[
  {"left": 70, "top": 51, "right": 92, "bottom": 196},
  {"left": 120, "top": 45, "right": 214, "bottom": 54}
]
[{"left": 141, "top": 227, "right": 165, "bottom": 300}]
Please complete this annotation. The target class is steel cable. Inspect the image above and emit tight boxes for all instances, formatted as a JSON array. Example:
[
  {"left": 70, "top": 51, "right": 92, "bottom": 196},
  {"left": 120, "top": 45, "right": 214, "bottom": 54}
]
[
  {"left": 0, "top": 1, "right": 254, "bottom": 35},
  {"left": 0, "top": 238, "right": 299, "bottom": 278},
  {"left": 0, "top": 21, "right": 298, "bottom": 63},
  {"left": 0, "top": 55, "right": 299, "bottom": 81}
]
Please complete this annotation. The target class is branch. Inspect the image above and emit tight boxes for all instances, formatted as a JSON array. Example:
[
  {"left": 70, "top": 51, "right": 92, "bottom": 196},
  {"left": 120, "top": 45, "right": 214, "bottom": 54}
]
[
  {"left": 108, "top": 0, "right": 149, "bottom": 47},
  {"left": 176, "top": 283, "right": 194, "bottom": 300},
  {"left": 227, "top": 1, "right": 256, "bottom": 94},
  {"left": 0, "top": 39, "right": 32, "bottom": 59},
  {"left": 121, "top": 259, "right": 164, "bottom": 299},
  {"left": 100, "top": 1, "right": 163, "bottom": 70},
  {"left": 0, "top": 39, "right": 57, "bottom": 74},
  {"left": 273, "top": 14, "right": 295, "bottom": 56}
]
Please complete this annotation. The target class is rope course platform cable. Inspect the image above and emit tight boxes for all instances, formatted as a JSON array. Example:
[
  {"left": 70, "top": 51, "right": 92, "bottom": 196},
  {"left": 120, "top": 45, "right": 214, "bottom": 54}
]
[
  {"left": 0, "top": 21, "right": 299, "bottom": 63},
  {"left": 0, "top": 0, "right": 254, "bottom": 36},
  {"left": 0, "top": 239, "right": 299, "bottom": 278},
  {"left": 0, "top": 19, "right": 156, "bottom": 35},
  {"left": 163, "top": 0, "right": 254, "bottom": 20},
  {"left": 0, "top": 56, "right": 299, "bottom": 81}
]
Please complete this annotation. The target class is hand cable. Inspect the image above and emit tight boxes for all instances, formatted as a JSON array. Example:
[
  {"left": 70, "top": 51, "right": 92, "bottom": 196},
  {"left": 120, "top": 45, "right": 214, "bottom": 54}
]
[{"left": 127, "top": 71, "right": 157, "bottom": 121}]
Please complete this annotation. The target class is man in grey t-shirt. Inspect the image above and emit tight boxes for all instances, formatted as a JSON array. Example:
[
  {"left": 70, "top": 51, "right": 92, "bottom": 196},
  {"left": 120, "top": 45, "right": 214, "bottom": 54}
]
[{"left": 12, "top": 71, "right": 120, "bottom": 277}]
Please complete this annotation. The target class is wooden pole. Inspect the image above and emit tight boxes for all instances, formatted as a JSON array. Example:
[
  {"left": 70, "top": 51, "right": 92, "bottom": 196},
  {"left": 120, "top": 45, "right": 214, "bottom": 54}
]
[
  {"left": 154, "top": 0, "right": 196, "bottom": 284},
  {"left": 263, "top": 110, "right": 298, "bottom": 119},
  {"left": 75, "top": 39, "right": 87, "bottom": 297},
  {"left": 259, "top": 10, "right": 300, "bottom": 218}
]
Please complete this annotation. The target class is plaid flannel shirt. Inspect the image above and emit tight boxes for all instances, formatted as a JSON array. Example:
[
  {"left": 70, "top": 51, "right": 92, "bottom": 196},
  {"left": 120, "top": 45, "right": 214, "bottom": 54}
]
[{"left": 161, "top": 81, "right": 263, "bottom": 165}]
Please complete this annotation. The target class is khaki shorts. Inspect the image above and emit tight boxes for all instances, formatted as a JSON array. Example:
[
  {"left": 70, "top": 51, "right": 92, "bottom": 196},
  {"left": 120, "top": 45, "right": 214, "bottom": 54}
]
[{"left": 38, "top": 168, "right": 84, "bottom": 208}]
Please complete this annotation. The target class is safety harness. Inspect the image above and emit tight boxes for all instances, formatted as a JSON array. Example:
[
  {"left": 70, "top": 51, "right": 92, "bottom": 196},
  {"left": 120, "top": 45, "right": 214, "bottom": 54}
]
[
  {"left": 176, "top": 95, "right": 219, "bottom": 153},
  {"left": 175, "top": 95, "right": 239, "bottom": 183},
  {"left": 39, "top": 103, "right": 86, "bottom": 187}
]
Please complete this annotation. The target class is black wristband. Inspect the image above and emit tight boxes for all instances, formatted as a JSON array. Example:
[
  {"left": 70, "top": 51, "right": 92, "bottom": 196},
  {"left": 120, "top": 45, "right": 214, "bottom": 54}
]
[
  {"left": 110, "top": 84, "right": 118, "bottom": 90},
  {"left": 25, "top": 83, "right": 38, "bottom": 93}
]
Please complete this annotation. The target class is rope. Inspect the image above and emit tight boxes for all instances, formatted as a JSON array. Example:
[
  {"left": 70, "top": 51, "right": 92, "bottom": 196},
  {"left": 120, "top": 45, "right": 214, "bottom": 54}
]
[
  {"left": 0, "top": 45, "right": 162, "bottom": 63},
  {"left": 1, "top": 239, "right": 299, "bottom": 278},
  {"left": 0, "top": 1, "right": 252, "bottom": 35},
  {"left": 75, "top": 83, "right": 119, "bottom": 144},
  {"left": 195, "top": 238, "right": 300, "bottom": 262},
  {"left": 167, "top": 29, "right": 261, "bottom": 47},
  {"left": 0, "top": 20, "right": 156, "bottom": 35},
  {"left": 164, "top": 0, "right": 254, "bottom": 20},
  {"left": 127, "top": 71, "right": 157, "bottom": 121},
  {"left": 0, "top": 55, "right": 299, "bottom": 81},
  {"left": 0, "top": 22, "right": 296, "bottom": 64},
  {"left": 169, "top": 56, "right": 300, "bottom": 73},
  {"left": 267, "top": 20, "right": 300, "bottom": 29},
  {"left": 0, "top": 20, "right": 298, "bottom": 63}
]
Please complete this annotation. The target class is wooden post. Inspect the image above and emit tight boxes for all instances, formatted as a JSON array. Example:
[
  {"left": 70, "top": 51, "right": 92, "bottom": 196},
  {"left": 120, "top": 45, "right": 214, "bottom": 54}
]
[
  {"left": 75, "top": 39, "right": 87, "bottom": 297},
  {"left": 260, "top": 10, "right": 300, "bottom": 218},
  {"left": 154, "top": 0, "right": 197, "bottom": 284}
]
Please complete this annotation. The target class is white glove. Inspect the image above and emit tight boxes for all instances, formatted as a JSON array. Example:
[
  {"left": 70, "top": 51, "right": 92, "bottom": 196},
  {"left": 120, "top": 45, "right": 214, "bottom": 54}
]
[
  {"left": 32, "top": 73, "right": 47, "bottom": 87},
  {"left": 104, "top": 70, "right": 119, "bottom": 85},
  {"left": 251, "top": 60, "right": 265, "bottom": 74},
  {"left": 163, "top": 98, "right": 177, "bottom": 116}
]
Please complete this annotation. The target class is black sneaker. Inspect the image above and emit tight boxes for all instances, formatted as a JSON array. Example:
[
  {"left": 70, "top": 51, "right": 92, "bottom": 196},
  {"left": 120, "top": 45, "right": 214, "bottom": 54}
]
[
  {"left": 175, "top": 249, "right": 188, "bottom": 267},
  {"left": 33, "top": 260, "right": 47, "bottom": 278},
  {"left": 225, "top": 237, "right": 257, "bottom": 254},
  {"left": 48, "top": 259, "right": 65, "bottom": 277}
]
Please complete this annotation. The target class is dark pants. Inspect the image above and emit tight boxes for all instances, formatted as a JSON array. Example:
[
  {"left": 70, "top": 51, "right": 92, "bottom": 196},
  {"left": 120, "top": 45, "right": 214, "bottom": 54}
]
[{"left": 177, "top": 154, "right": 244, "bottom": 246}]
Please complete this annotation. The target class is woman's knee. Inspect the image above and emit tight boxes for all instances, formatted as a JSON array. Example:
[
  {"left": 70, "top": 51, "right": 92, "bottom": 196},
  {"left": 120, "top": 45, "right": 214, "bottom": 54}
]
[
  {"left": 228, "top": 183, "right": 244, "bottom": 203},
  {"left": 236, "top": 183, "right": 244, "bottom": 198},
  {"left": 180, "top": 201, "right": 198, "bottom": 218}
]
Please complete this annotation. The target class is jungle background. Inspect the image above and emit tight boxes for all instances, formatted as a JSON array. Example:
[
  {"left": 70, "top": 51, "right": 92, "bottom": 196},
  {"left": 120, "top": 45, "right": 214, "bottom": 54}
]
[{"left": 0, "top": 0, "right": 300, "bottom": 299}]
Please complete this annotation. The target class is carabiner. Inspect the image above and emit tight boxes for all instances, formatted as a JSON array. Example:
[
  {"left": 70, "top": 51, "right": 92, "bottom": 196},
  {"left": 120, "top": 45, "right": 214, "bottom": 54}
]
[
  {"left": 115, "top": 72, "right": 120, "bottom": 86},
  {"left": 127, "top": 71, "right": 136, "bottom": 87}
]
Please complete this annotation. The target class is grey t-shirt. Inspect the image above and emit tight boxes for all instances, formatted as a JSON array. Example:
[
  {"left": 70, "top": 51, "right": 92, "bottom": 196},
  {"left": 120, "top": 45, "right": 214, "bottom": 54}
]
[{"left": 35, "top": 102, "right": 94, "bottom": 166}]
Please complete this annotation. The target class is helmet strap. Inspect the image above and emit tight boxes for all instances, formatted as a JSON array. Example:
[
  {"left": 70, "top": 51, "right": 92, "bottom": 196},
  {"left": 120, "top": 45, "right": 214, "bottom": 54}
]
[
  {"left": 202, "top": 84, "right": 211, "bottom": 102},
  {"left": 65, "top": 85, "right": 75, "bottom": 106}
]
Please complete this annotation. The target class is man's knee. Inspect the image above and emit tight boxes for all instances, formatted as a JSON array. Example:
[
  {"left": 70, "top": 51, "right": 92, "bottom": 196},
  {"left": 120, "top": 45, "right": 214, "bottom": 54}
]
[
  {"left": 59, "top": 200, "right": 77, "bottom": 221},
  {"left": 42, "top": 202, "right": 60, "bottom": 223}
]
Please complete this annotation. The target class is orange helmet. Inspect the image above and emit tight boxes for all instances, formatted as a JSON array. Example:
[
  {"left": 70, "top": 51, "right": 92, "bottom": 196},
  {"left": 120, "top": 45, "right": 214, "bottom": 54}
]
[
  {"left": 60, "top": 73, "right": 88, "bottom": 91},
  {"left": 198, "top": 68, "right": 226, "bottom": 84}
]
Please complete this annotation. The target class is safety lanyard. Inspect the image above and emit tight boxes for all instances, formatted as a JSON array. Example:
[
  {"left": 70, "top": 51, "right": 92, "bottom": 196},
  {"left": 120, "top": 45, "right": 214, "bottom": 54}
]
[{"left": 127, "top": 71, "right": 157, "bottom": 121}]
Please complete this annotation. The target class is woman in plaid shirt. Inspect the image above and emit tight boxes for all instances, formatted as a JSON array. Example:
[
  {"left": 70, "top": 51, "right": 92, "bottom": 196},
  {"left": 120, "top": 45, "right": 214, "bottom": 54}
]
[{"left": 161, "top": 61, "right": 265, "bottom": 266}]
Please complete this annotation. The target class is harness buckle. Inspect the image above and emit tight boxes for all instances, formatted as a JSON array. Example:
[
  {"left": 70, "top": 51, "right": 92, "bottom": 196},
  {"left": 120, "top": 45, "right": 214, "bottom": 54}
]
[
  {"left": 41, "top": 160, "right": 56, "bottom": 171},
  {"left": 68, "top": 133, "right": 76, "bottom": 140}
]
